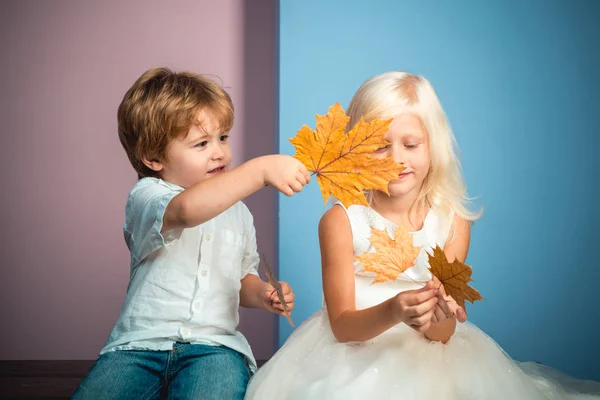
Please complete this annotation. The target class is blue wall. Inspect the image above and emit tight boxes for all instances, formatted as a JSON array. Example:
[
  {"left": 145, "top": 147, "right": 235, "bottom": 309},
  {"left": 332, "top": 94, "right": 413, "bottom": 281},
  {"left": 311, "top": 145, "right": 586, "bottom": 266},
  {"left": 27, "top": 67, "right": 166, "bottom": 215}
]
[{"left": 278, "top": 0, "right": 600, "bottom": 380}]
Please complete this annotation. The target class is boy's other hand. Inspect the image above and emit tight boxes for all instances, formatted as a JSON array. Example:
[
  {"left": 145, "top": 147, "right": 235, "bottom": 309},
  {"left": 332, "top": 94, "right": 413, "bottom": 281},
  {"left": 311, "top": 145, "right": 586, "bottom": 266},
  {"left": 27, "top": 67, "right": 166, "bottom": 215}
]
[
  {"left": 262, "top": 281, "right": 295, "bottom": 316},
  {"left": 261, "top": 155, "right": 310, "bottom": 197}
]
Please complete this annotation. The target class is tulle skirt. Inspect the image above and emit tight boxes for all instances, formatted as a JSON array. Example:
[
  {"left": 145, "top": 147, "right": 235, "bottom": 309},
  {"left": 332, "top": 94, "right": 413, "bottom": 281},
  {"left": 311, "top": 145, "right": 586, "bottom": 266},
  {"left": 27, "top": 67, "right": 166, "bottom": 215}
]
[{"left": 246, "top": 309, "right": 600, "bottom": 400}]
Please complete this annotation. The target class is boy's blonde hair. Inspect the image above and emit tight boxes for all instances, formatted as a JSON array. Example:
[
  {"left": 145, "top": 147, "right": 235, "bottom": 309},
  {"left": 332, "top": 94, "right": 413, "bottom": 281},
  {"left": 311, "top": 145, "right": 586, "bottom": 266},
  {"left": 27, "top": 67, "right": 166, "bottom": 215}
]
[
  {"left": 118, "top": 67, "right": 234, "bottom": 179},
  {"left": 346, "top": 71, "right": 481, "bottom": 222}
]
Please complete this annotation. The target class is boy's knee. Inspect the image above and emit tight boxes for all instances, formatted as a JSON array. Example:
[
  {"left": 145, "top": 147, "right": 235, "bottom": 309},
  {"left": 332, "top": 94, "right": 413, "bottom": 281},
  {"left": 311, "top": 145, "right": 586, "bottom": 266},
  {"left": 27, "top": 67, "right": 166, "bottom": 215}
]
[
  {"left": 186, "top": 346, "right": 251, "bottom": 399},
  {"left": 208, "top": 347, "right": 250, "bottom": 385}
]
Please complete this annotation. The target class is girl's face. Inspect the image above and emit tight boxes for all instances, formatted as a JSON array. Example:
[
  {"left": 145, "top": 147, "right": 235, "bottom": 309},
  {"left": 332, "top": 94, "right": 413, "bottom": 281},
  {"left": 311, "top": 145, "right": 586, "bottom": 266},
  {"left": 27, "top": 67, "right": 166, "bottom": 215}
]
[{"left": 373, "top": 113, "right": 430, "bottom": 198}]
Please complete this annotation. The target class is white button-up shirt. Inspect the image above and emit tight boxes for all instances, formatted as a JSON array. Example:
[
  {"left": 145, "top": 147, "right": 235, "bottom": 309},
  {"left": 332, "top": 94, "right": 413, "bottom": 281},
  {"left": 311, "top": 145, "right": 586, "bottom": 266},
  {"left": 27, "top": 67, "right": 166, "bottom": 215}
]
[{"left": 101, "top": 178, "right": 260, "bottom": 372}]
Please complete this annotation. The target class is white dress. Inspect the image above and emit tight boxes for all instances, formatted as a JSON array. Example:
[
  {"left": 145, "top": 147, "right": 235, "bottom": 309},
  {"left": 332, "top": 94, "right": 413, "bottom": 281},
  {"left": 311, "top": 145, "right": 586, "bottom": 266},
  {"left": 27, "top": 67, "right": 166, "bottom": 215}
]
[{"left": 246, "top": 204, "right": 600, "bottom": 400}]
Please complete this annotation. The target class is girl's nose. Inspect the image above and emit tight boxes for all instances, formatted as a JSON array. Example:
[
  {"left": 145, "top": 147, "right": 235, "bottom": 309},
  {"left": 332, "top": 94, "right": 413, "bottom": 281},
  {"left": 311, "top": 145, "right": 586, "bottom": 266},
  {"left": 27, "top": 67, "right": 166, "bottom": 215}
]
[{"left": 391, "top": 145, "right": 404, "bottom": 164}]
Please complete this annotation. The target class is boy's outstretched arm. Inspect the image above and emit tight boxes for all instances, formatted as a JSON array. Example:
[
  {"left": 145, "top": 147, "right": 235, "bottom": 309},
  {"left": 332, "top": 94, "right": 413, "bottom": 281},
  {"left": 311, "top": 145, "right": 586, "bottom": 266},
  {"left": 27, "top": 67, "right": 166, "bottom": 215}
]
[
  {"left": 163, "top": 155, "right": 309, "bottom": 231},
  {"left": 239, "top": 274, "right": 295, "bottom": 316}
]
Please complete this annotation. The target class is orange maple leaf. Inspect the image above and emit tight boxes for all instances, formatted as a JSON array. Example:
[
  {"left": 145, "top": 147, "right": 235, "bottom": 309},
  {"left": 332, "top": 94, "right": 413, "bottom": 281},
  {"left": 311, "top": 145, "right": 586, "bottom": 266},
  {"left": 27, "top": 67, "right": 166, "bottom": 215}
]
[
  {"left": 356, "top": 225, "right": 422, "bottom": 284},
  {"left": 427, "top": 246, "right": 483, "bottom": 309},
  {"left": 289, "top": 103, "right": 404, "bottom": 208}
]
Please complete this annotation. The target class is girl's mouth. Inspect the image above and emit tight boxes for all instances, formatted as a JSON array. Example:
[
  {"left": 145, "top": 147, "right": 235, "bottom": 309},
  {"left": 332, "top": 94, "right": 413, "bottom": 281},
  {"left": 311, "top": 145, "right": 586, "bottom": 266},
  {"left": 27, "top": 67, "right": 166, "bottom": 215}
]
[{"left": 208, "top": 166, "right": 225, "bottom": 174}]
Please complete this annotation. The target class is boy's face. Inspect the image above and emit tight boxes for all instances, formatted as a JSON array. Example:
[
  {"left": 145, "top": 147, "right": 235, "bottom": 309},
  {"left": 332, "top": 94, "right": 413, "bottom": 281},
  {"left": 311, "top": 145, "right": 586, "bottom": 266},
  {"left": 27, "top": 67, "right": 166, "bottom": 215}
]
[{"left": 157, "top": 109, "right": 232, "bottom": 188}]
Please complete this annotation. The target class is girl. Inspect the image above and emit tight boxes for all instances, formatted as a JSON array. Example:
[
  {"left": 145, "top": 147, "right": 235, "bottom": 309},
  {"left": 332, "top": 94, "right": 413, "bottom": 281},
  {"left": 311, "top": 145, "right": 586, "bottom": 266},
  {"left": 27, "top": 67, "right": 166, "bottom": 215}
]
[{"left": 245, "top": 71, "right": 600, "bottom": 399}]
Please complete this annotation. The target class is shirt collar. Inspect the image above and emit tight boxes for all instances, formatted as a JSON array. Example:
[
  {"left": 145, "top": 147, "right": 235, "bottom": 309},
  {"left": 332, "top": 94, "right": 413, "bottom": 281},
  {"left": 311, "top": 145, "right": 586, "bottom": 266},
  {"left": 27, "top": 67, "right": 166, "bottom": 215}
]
[{"left": 158, "top": 179, "right": 184, "bottom": 193}]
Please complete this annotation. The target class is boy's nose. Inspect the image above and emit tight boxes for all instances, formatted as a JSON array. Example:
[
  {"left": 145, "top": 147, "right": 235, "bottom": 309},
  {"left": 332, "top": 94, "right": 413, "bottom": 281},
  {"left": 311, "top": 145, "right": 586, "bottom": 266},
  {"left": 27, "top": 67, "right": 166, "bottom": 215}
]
[{"left": 212, "top": 144, "right": 225, "bottom": 160}]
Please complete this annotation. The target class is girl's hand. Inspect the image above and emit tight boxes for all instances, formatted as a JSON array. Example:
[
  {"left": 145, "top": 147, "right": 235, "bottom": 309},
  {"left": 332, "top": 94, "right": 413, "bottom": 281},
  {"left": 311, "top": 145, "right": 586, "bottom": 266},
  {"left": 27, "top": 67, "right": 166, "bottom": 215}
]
[
  {"left": 262, "top": 281, "right": 295, "bottom": 317},
  {"left": 391, "top": 281, "right": 438, "bottom": 332},
  {"left": 430, "top": 277, "right": 467, "bottom": 323}
]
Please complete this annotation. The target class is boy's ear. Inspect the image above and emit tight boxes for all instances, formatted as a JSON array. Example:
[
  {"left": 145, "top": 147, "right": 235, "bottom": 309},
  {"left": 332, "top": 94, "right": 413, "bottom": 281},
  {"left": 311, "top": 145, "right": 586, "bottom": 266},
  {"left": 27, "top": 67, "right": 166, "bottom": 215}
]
[{"left": 142, "top": 158, "right": 164, "bottom": 172}]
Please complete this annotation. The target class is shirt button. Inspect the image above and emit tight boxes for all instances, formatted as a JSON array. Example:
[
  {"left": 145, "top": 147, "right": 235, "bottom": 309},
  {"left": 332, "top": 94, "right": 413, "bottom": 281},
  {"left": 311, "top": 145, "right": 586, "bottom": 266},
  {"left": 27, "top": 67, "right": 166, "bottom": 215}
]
[
  {"left": 201, "top": 270, "right": 208, "bottom": 277},
  {"left": 205, "top": 234, "right": 211, "bottom": 241},
  {"left": 181, "top": 328, "right": 189, "bottom": 335},
  {"left": 194, "top": 301, "right": 202, "bottom": 309}
]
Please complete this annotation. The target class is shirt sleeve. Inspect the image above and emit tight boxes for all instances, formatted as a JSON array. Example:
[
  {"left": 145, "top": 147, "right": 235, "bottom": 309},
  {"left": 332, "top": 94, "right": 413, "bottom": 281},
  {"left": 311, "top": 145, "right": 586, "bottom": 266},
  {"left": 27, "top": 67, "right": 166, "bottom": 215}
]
[
  {"left": 124, "top": 180, "right": 182, "bottom": 262},
  {"left": 240, "top": 205, "right": 260, "bottom": 278}
]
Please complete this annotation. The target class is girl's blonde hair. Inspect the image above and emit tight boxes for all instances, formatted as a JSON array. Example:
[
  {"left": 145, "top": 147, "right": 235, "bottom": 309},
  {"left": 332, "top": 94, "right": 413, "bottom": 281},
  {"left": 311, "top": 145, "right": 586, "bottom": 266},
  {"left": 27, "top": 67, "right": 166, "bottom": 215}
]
[{"left": 346, "top": 71, "right": 481, "bottom": 223}]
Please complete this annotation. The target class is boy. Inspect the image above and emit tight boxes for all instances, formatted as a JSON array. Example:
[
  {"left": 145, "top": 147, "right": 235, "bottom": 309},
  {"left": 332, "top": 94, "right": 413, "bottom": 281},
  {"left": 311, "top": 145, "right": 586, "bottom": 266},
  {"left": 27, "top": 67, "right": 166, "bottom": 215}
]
[{"left": 73, "top": 67, "right": 309, "bottom": 399}]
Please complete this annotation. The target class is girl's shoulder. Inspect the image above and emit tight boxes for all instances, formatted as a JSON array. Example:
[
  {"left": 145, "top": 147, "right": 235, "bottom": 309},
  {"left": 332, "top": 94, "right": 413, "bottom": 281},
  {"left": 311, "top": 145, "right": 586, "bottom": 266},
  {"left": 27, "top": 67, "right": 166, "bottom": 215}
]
[
  {"left": 320, "top": 203, "right": 372, "bottom": 241},
  {"left": 319, "top": 202, "right": 356, "bottom": 230},
  {"left": 322, "top": 201, "right": 369, "bottom": 224},
  {"left": 418, "top": 206, "right": 456, "bottom": 248}
]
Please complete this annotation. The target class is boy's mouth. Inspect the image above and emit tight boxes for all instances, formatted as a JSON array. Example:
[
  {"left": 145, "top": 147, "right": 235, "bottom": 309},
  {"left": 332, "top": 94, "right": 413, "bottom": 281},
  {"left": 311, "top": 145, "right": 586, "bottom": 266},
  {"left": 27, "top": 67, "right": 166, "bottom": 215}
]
[{"left": 208, "top": 166, "right": 225, "bottom": 174}]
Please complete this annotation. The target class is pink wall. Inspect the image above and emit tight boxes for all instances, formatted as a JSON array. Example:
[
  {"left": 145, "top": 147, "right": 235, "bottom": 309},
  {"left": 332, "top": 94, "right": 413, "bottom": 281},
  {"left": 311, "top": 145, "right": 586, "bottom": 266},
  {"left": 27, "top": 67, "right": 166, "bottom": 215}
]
[{"left": 0, "top": 0, "right": 277, "bottom": 361}]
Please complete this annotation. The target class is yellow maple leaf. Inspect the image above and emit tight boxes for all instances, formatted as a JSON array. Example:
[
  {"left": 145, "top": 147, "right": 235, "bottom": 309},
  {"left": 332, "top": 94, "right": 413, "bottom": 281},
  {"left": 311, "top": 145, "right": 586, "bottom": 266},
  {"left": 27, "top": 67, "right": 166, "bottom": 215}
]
[
  {"left": 427, "top": 246, "right": 483, "bottom": 309},
  {"left": 356, "top": 225, "right": 422, "bottom": 284},
  {"left": 289, "top": 103, "right": 404, "bottom": 207}
]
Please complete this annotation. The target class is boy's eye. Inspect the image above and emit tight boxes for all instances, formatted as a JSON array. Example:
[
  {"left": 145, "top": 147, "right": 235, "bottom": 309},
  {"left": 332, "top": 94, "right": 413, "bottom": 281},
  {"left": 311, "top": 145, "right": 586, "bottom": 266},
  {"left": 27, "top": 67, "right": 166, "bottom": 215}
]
[
  {"left": 405, "top": 143, "right": 419, "bottom": 149},
  {"left": 375, "top": 145, "right": 389, "bottom": 153},
  {"left": 195, "top": 141, "right": 208, "bottom": 148},
  {"left": 219, "top": 135, "right": 229, "bottom": 142}
]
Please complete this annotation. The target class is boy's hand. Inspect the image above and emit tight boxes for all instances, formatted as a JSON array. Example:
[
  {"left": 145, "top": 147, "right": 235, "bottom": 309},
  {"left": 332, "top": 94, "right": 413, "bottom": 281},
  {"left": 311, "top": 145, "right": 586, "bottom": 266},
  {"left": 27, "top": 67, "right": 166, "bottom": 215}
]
[
  {"left": 262, "top": 281, "right": 295, "bottom": 316},
  {"left": 261, "top": 155, "right": 310, "bottom": 197}
]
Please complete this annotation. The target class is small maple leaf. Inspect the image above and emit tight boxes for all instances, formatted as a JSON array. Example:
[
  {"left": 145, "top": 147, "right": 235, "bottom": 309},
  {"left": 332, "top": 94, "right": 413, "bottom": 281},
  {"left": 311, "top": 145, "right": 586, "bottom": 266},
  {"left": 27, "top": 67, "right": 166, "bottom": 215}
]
[
  {"left": 261, "top": 254, "right": 295, "bottom": 328},
  {"left": 289, "top": 103, "right": 404, "bottom": 208},
  {"left": 427, "top": 246, "right": 483, "bottom": 309},
  {"left": 356, "top": 225, "right": 422, "bottom": 284}
]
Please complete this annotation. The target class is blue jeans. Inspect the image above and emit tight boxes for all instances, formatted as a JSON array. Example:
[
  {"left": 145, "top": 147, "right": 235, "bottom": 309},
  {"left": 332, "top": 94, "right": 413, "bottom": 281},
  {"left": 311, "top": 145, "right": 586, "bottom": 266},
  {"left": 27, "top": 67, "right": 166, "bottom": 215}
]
[{"left": 72, "top": 343, "right": 250, "bottom": 400}]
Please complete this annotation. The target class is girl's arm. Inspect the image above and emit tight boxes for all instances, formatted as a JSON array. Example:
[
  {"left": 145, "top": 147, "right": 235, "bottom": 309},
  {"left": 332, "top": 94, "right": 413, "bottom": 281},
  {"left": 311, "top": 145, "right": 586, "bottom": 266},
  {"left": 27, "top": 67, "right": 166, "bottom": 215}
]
[
  {"left": 443, "top": 215, "right": 471, "bottom": 263},
  {"left": 424, "top": 215, "right": 471, "bottom": 343},
  {"left": 321, "top": 205, "right": 438, "bottom": 343}
]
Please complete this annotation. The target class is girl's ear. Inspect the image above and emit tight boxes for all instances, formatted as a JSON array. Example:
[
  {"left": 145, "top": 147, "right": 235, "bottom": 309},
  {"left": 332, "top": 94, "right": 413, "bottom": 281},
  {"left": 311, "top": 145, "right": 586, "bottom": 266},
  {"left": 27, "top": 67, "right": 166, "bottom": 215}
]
[{"left": 142, "top": 158, "right": 164, "bottom": 172}]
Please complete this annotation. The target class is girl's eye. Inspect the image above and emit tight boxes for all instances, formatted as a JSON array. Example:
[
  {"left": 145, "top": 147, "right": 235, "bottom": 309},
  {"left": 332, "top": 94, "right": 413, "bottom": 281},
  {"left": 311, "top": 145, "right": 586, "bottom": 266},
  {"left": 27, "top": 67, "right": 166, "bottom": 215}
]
[
  {"left": 375, "top": 145, "right": 390, "bottom": 153},
  {"left": 405, "top": 143, "right": 419, "bottom": 149},
  {"left": 195, "top": 141, "right": 208, "bottom": 148},
  {"left": 220, "top": 135, "right": 229, "bottom": 142}
]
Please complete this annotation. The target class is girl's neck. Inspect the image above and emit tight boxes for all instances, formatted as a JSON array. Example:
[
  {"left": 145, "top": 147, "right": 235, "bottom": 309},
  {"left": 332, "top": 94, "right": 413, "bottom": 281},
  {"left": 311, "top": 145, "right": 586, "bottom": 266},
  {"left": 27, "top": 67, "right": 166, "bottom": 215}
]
[{"left": 370, "top": 190, "right": 427, "bottom": 231}]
